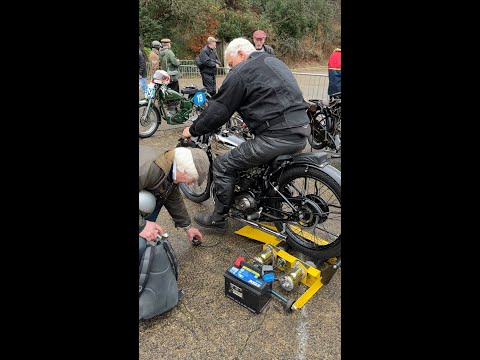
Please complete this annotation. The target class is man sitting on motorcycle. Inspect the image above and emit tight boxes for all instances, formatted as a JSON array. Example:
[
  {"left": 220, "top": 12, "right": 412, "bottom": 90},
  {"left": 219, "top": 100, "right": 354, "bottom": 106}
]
[{"left": 182, "top": 37, "right": 310, "bottom": 229}]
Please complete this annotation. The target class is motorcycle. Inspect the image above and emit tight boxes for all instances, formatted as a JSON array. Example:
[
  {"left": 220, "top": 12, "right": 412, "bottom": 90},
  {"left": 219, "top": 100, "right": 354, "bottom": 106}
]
[
  {"left": 139, "top": 69, "right": 211, "bottom": 138},
  {"left": 177, "top": 116, "right": 341, "bottom": 261},
  {"left": 306, "top": 92, "right": 341, "bottom": 152}
]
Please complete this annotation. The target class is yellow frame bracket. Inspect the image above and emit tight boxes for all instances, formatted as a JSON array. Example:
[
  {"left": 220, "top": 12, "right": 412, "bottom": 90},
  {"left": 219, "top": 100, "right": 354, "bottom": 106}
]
[{"left": 234, "top": 224, "right": 339, "bottom": 311}]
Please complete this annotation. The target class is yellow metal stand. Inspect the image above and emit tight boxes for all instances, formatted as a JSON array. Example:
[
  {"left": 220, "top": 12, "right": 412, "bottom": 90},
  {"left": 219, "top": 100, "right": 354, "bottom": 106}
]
[{"left": 234, "top": 224, "right": 339, "bottom": 311}]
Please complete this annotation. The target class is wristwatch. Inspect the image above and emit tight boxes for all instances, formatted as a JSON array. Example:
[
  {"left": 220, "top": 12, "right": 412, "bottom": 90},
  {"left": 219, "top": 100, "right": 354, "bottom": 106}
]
[{"left": 180, "top": 224, "right": 192, "bottom": 231}]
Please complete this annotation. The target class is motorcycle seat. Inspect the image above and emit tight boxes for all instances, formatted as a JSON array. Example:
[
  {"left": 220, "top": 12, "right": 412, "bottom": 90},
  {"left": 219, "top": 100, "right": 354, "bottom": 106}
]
[
  {"left": 270, "top": 151, "right": 328, "bottom": 168},
  {"left": 181, "top": 87, "right": 207, "bottom": 95}
]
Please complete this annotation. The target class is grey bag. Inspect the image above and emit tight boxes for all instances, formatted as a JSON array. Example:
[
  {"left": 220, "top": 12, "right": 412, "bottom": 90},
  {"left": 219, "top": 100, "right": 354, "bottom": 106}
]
[{"left": 139, "top": 237, "right": 182, "bottom": 320}]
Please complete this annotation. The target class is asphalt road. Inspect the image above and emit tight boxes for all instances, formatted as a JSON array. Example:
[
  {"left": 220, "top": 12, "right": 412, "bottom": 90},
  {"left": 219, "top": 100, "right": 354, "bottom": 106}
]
[{"left": 138, "top": 120, "right": 341, "bottom": 360}]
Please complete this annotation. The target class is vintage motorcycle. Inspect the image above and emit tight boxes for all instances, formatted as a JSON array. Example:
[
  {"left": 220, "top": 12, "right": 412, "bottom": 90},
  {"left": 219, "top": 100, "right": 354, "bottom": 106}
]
[
  {"left": 139, "top": 69, "right": 211, "bottom": 138},
  {"left": 306, "top": 92, "right": 341, "bottom": 152},
  {"left": 177, "top": 117, "right": 341, "bottom": 261}
]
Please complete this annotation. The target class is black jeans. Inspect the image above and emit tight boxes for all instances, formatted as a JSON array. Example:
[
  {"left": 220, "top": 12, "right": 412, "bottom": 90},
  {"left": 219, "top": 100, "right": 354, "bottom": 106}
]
[
  {"left": 212, "top": 134, "right": 307, "bottom": 210},
  {"left": 201, "top": 72, "right": 216, "bottom": 96}
]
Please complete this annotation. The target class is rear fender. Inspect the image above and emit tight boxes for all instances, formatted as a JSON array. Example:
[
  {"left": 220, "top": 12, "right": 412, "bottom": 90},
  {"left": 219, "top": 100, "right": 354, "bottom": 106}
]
[{"left": 274, "top": 151, "right": 341, "bottom": 186}]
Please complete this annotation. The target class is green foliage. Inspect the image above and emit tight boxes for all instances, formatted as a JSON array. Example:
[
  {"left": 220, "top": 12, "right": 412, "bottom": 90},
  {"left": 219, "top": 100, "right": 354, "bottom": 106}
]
[
  {"left": 217, "top": 7, "right": 272, "bottom": 43},
  {"left": 139, "top": 2, "right": 165, "bottom": 48},
  {"left": 217, "top": 10, "right": 260, "bottom": 42},
  {"left": 264, "top": 0, "right": 340, "bottom": 59},
  {"left": 139, "top": 0, "right": 340, "bottom": 61}
]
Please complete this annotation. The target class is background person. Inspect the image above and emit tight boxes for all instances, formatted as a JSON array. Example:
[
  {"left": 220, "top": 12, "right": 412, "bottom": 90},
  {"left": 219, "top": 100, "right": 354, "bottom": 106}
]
[
  {"left": 198, "top": 36, "right": 222, "bottom": 96},
  {"left": 139, "top": 39, "right": 148, "bottom": 98},
  {"left": 160, "top": 38, "right": 180, "bottom": 93},
  {"left": 327, "top": 45, "right": 341, "bottom": 97},
  {"left": 148, "top": 40, "right": 162, "bottom": 79},
  {"left": 252, "top": 30, "right": 275, "bottom": 55}
]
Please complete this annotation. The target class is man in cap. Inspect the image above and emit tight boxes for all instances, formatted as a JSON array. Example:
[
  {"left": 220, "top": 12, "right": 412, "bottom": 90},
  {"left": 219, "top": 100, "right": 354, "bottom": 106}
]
[
  {"left": 148, "top": 40, "right": 162, "bottom": 79},
  {"left": 139, "top": 145, "right": 210, "bottom": 257},
  {"left": 159, "top": 38, "right": 180, "bottom": 93},
  {"left": 197, "top": 36, "right": 222, "bottom": 96},
  {"left": 252, "top": 30, "right": 275, "bottom": 55}
]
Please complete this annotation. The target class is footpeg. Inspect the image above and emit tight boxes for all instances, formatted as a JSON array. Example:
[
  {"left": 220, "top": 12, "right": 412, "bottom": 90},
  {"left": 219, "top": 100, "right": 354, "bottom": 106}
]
[{"left": 246, "top": 208, "right": 262, "bottom": 220}]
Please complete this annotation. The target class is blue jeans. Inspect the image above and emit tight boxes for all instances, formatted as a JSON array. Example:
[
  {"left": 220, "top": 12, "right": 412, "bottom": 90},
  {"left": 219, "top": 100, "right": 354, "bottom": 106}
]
[
  {"left": 139, "top": 77, "right": 148, "bottom": 96},
  {"left": 139, "top": 203, "right": 162, "bottom": 261}
]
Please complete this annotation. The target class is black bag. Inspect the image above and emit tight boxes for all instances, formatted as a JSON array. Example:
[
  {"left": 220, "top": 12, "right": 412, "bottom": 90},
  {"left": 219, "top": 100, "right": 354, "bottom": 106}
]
[
  {"left": 195, "top": 55, "right": 204, "bottom": 70},
  {"left": 139, "top": 237, "right": 182, "bottom": 320}
]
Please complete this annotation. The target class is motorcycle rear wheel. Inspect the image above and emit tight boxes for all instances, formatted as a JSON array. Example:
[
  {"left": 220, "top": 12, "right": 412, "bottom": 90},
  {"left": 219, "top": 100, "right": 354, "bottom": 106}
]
[
  {"left": 273, "top": 166, "right": 341, "bottom": 261},
  {"left": 139, "top": 103, "right": 161, "bottom": 138},
  {"left": 308, "top": 111, "right": 330, "bottom": 150}
]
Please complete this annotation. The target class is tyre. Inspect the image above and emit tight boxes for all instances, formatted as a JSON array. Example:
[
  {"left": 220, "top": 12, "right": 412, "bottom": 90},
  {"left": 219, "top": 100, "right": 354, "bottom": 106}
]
[
  {"left": 273, "top": 166, "right": 341, "bottom": 261},
  {"left": 139, "top": 103, "right": 161, "bottom": 138},
  {"left": 178, "top": 169, "right": 213, "bottom": 203},
  {"left": 307, "top": 111, "right": 329, "bottom": 150}
]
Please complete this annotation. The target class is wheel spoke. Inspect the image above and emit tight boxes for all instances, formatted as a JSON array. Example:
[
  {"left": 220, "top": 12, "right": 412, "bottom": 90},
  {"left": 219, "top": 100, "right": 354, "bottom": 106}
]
[
  {"left": 139, "top": 105, "right": 158, "bottom": 136},
  {"left": 277, "top": 171, "right": 341, "bottom": 251}
]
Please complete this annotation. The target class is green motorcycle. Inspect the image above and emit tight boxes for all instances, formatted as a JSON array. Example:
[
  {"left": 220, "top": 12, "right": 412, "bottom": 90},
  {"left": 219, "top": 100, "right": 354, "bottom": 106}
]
[{"left": 139, "top": 70, "right": 210, "bottom": 138}]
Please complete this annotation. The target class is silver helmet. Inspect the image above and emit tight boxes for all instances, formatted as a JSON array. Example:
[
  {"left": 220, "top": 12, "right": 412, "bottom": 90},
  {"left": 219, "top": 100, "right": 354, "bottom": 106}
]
[{"left": 139, "top": 190, "right": 156, "bottom": 216}]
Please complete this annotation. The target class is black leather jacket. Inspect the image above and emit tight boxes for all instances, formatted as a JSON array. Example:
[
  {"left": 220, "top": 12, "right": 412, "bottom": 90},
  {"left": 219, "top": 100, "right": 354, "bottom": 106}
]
[
  {"left": 139, "top": 49, "right": 147, "bottom": 78},
  {"left": 199, "top": 45, "right": 221, "bottom": 76},
  {"left": 189, "top": 51, "right": 309, "bottom": 137}
]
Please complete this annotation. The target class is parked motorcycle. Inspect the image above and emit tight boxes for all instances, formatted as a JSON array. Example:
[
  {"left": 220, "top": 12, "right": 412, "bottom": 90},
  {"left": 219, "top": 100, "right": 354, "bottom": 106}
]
[
  {"left": 177, "top": 117, "right": 341, "bottom": 261},
  {"left": 306, "top": 92, "right": 341, "bottom": 152},
  {"left": 139, "top": 69, "right": 211, "bottom": 138}
]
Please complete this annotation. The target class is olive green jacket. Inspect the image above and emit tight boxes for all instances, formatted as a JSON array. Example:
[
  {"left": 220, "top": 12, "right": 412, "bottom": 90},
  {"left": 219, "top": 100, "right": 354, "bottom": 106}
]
[
  {"left": 159, "top": 48, "right": 179, "bottom": 73},
  {"left": 139, "top": 145, "right": 191, "bottom": 232}
]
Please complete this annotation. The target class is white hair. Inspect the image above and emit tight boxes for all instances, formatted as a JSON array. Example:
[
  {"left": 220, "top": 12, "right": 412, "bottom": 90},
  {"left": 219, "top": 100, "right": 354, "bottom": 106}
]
[
  {"left": 224, "top": 37, "right": 256, "bottom": 59},
  {"left": 174, "top": 147, "right": 198, "bottom": 180}
]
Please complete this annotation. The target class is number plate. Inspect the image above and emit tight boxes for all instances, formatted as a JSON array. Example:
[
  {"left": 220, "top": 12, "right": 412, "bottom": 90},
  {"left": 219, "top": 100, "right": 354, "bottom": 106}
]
[{"left": 146, "top": 84, "right": 156, "bottom": 99}]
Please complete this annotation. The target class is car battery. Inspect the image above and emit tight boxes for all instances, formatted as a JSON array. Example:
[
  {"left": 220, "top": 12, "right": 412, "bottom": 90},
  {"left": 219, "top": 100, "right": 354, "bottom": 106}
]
[{"left": 224, "top": 258, "right": 272, "bottom": 314}]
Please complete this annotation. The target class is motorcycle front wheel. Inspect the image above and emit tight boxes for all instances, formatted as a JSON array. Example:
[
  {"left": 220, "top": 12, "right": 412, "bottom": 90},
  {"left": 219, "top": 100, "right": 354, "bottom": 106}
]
[
  {"left": 178, "top": 170, "right": 212, "bottom": 203},
  {"left": 308, "top": 111, "right": 330, "bottom": 150},
  {"left": 139, "top": 103, "right": 161, "bottom": 138},
  {"left": 273, "top": 165, "right": 341, "bottom": 261}
]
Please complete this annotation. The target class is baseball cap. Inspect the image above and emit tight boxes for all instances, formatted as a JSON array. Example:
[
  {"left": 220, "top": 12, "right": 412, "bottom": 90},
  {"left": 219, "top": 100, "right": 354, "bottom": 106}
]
[
  {"left": 207, "top": 36, "right": 220, "bottom": 43},
  {"left": 160, "top": 38, "right": 171, "bottom": 43},
  {"left": 253, "top": 30, "right": 267, "bottom": 39}
]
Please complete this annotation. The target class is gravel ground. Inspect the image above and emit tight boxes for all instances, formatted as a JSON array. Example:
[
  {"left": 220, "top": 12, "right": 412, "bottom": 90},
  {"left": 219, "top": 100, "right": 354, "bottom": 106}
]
[{"left": 138, "top": 118, "right": 341, "bottom": 360}]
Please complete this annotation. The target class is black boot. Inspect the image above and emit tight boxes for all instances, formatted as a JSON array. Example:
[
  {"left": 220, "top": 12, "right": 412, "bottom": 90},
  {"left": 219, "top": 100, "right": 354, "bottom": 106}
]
[{"left": 194, "top": 200, "right": 229, "bottom": 229}]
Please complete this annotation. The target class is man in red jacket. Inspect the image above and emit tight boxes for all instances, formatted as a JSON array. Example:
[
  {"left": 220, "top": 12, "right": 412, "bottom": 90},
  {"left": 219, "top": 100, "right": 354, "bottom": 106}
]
[{"left": 328, "top": 46, "right": 341, "bottom": 97}]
